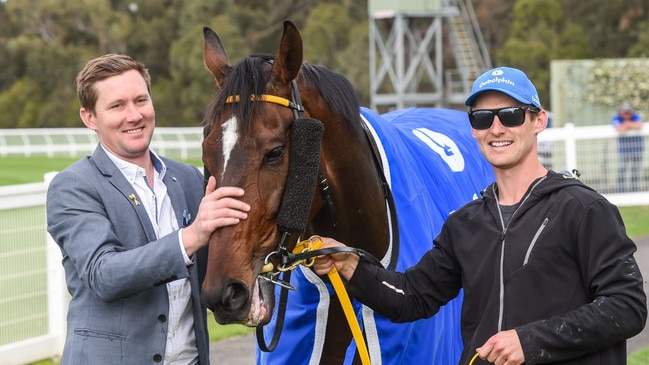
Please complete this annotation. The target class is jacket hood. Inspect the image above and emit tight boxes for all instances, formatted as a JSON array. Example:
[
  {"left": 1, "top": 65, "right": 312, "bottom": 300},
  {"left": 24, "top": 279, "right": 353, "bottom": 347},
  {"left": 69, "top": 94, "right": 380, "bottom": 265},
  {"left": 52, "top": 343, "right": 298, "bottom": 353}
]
[{"left": 482, "top": 170, "right": 594, "bottom": 204}]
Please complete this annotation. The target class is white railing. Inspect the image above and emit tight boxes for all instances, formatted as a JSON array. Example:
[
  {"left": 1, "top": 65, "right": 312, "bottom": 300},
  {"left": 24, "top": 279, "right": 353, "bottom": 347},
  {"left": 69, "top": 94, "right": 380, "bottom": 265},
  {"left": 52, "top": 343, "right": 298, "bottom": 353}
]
[
  {"left": 538, "top": 123, "right": 649, "bottom": 206},
  {"left": 0, "top": 123, "right": 647, "bottom": 364},
  {"left": 0, "top": 127, "right": 204, "bottom": 160},
  {"left": 0, "top": 173, "right": 67, "bottom": 365}
]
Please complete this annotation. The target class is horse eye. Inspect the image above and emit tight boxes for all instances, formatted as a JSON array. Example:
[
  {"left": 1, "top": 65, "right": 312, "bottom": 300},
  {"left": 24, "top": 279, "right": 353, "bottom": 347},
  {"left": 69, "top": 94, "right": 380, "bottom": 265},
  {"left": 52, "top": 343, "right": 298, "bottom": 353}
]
[{"left": 263, "top": 146, "right": 284, "bottom": 164}]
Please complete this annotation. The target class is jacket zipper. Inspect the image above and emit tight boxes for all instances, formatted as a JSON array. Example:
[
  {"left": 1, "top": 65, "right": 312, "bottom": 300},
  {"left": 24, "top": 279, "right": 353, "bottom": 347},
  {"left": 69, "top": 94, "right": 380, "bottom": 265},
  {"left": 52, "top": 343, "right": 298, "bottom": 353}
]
[
  {"left": 523, "top": 218, "right": 549, "bottom": 265},
  {"left": 495, "top": 176, "right": 547, "bottom": 331}
]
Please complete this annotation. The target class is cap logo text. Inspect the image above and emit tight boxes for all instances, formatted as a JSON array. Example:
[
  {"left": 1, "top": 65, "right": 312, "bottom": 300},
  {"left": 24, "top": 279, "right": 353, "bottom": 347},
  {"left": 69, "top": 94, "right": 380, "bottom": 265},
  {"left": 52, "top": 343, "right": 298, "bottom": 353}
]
[{"left": 479, "top": 77, "right": 514, "bottom": 89}]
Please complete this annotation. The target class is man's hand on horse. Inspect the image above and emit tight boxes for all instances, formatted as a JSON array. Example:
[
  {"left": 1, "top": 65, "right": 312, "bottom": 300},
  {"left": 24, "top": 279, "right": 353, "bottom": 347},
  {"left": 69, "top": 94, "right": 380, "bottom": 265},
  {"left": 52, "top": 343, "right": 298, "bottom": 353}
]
[{"left": 182, "top": 176, "right": 250, "bottom": 256}]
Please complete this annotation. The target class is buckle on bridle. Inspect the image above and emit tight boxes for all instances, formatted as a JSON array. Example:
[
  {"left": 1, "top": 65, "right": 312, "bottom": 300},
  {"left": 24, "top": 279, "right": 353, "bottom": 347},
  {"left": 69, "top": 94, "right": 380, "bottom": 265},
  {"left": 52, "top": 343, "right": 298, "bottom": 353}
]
[{"left": 258, "top": 233, "right": 297, "bottom": 290}]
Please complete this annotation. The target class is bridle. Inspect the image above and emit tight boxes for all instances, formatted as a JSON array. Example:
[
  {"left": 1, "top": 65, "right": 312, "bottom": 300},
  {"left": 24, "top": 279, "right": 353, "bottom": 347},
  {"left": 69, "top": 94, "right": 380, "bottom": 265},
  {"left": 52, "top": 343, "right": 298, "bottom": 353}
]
[
  {"left": 224, "top": 79, "right": 337, "bottom": 352},
  {"left": 224, "top": 78, "right": 398, "bottom": 353}
]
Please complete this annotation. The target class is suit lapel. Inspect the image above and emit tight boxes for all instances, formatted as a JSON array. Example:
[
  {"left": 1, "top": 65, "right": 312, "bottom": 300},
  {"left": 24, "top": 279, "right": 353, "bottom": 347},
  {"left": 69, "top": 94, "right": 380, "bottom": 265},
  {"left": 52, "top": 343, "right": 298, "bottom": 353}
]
[
  {"left": 90, "top": 146, "right": 158, "bottom": 242},
  {"left": 163, "top": 166, "right": 190, "bottom": 228}
]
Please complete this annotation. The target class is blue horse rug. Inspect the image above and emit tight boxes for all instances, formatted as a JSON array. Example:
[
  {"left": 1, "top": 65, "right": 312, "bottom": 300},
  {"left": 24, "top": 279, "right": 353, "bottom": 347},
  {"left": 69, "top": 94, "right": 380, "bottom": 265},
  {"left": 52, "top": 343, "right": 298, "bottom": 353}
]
[{"left": 257, "top": 107, "right": 495, "bottom": 364}]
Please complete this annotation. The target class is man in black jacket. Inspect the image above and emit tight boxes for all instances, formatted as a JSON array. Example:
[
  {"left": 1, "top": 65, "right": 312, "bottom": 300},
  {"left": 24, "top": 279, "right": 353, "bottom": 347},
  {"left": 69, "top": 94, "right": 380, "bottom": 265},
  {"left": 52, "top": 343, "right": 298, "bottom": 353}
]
[{"left": 314, "top": 67, "right": 647, "bottom": 364}]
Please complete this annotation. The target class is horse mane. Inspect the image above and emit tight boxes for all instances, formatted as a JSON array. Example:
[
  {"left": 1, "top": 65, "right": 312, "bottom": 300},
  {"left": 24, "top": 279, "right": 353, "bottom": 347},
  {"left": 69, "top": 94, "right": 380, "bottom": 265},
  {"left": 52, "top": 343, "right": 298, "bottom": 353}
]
[
  {"left": 203, "top": 54, "right": 362, "bottom": 135},
  {"left": 299, "top": 63, "right": 361, "bottom": 129}
]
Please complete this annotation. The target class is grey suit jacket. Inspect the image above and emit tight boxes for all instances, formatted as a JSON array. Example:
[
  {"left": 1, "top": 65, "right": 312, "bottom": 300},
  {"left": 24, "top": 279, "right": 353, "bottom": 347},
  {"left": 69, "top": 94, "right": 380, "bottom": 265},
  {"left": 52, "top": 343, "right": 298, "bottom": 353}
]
[{"left": 46, "top": 146, "right": 210, "bottom": 365}]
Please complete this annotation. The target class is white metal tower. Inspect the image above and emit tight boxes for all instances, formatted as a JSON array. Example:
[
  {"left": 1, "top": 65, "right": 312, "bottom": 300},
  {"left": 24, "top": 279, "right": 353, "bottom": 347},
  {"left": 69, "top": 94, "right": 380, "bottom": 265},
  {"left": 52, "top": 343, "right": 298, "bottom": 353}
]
[{"left": 369, "top": 0, "right": 491, "bottom": 111}]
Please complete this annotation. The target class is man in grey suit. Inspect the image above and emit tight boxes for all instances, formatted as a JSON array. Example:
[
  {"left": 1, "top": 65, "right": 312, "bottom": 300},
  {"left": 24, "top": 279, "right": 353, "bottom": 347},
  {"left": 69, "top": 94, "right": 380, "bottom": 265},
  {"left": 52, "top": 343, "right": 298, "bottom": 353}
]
[{"left": 46, "top": 54, "right": 251, "bottom": 364}]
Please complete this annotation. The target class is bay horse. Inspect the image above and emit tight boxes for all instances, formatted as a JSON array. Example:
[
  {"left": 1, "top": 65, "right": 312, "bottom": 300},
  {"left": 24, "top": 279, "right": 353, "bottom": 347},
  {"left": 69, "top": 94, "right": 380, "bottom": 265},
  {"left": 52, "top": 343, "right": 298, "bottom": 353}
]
[{"left": 200, "top": 21, "right": 495, "bottom": 364}]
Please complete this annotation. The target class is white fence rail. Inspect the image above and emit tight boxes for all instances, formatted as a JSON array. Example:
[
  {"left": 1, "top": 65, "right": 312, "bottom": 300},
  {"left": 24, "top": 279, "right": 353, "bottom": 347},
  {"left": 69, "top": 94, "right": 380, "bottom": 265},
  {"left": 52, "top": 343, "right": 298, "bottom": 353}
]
[
  {"left": 0, "top": 127, "right": 204, "bottom": 160},
  {"left": 0, "top": 124, "right": 648, "bottom": 364},
  {"left": 0, "top": 174, "right": 67, "bottom": 365},
  {"left": 538, "top": 123, "right": 649, "bottom": 205}
]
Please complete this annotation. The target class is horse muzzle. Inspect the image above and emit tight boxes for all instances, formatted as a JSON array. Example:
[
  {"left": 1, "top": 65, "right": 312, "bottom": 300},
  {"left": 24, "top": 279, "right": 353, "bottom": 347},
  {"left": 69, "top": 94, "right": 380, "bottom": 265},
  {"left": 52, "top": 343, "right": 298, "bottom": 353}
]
[{"left": 201, "top": 277, "right": 275, "bottom": 326}]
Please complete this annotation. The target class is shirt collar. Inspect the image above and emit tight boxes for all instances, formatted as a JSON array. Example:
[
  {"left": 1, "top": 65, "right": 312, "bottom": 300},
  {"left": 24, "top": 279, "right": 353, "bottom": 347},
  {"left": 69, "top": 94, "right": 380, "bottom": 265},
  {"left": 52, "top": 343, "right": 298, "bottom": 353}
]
[{"left": 101, "top": 144, "right": 167, "bottom": 184}]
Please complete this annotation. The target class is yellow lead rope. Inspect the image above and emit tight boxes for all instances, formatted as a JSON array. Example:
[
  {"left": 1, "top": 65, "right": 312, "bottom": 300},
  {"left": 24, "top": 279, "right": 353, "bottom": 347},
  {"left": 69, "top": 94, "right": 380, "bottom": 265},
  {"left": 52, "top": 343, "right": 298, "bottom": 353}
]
[
  {"left": 294, "top": 237, "right": 371, "bottom": 365},
  {"left": 288, "top": 237, "right": 481, "bottom": 365},
  {"left": 327, "top": 266, "right": 371, "bottom": 365}
]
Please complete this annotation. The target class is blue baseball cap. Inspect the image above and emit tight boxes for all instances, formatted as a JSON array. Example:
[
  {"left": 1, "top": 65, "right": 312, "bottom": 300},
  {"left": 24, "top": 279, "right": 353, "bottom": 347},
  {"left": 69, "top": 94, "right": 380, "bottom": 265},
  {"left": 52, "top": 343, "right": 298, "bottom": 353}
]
[{"left": 464, "top": 67, "right": 542, "bottom": 108}]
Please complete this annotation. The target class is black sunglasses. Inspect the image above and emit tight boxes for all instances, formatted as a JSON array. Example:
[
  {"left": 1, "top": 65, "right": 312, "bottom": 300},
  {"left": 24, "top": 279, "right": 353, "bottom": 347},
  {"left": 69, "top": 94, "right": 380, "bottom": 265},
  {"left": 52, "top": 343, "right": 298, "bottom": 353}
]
[{"left": 468, "top": 106, "right": 539, "bottom": 130}]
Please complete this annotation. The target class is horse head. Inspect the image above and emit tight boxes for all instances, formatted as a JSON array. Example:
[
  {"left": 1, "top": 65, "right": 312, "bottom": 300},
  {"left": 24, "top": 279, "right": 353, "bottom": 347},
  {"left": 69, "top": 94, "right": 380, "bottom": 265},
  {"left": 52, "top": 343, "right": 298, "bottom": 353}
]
[
  {"left": 199, "top": 21, "right": 301, "bottom": 326},
  {"left": 200, "top": 20, "right": 389, "bottom": 341}
]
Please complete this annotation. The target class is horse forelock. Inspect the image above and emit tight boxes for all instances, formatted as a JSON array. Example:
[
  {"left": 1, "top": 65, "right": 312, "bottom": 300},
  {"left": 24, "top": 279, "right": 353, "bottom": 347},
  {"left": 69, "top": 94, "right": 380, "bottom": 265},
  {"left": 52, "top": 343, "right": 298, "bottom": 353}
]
[{"left": 203, "top": 54, "right": 274, "bottom": 134}]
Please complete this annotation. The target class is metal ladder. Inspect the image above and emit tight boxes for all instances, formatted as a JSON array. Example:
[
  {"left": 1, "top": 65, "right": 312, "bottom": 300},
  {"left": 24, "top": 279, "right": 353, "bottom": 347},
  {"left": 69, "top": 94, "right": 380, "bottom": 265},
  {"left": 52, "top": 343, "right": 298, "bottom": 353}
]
[{"left": 447, "top": 0, "right": 492, "bottom": 95}]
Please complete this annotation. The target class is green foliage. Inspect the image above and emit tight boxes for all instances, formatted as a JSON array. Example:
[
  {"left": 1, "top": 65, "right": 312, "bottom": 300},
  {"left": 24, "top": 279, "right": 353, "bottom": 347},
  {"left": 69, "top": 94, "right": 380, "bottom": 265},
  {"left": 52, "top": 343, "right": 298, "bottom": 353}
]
[
  {"left": 303, "top": 3, "right": 352, "bottom": 68},
  {"left": 508, "top": 0, "right": 565, "bottom": 40},
  {"left": 0, "top": 0, "right": 369, "bottom": 129},
  {"left": 628, "top": 20, "right": 649, "bottom": 58},
  {"left": 335, "top": 22, "right": 371, "bottom": 106},
  {"left": 561, "top": 0, "right": 649, "bottom": 58},
  {"left": 554, "top": 23, "right": 590, "bottom": 60},
  {"left": 2, "top": 0, "right": 649, "bottom": 128},
  {"left": 0, "top": 79, "right": 36, "bottom": 128},
  {"left": 587, "top": 58, "right": 649, "bottom": 108},
  {"left": 497, "top": 0, "right": 591, "bottom": 109}
]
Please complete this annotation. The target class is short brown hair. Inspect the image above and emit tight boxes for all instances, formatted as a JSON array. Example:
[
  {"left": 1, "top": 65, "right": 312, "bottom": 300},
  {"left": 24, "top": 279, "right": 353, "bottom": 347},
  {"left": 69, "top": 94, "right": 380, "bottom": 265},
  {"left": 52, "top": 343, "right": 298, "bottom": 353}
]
[{"left": 76, "top": 54, "right": 151, "bottom": 113}]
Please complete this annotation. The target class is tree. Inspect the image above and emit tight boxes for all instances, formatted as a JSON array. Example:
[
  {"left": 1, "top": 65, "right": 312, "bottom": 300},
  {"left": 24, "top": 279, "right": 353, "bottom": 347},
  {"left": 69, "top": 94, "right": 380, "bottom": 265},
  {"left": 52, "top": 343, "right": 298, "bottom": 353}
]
[
  {"left": 334, "top": 22, "right": 370, "bottom": 106},
  {"left": 162, "top": 12, "right": 247, "bottom": 127},
  {"left": 303, "top": 3, "right": 352, "bottom": 68},
  {"left": 561, "top": 0, "right": 649, "bottom": 58},
  {"left": 628, "top": 20, "right": 649, "bottom": 57},
  {"left": 0, "top": 79, "right": 39, "bottom": 128},
  {"left": 160, "top": 0, "right": 266, "bottom": 126},
  {"left": 497, "top": 0, "right": 590, "bottom": 109}
]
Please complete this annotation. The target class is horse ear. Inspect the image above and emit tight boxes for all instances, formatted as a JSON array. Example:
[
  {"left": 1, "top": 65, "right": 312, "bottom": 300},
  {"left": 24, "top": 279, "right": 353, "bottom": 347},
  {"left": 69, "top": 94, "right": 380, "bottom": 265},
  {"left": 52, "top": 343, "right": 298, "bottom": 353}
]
[
  {"left": 203, "top": 26, "right": 232, "bottom": 89},
  {"left": 272, "top": 21, "right": 303, "bottom": 85}
]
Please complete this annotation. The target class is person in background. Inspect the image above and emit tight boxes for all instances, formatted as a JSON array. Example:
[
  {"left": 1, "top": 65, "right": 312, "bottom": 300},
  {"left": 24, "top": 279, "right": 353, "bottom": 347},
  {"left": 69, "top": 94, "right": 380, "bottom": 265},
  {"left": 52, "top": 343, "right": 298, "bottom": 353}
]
[
  {"left": 46, "top": 54, "right": 251, "bottom": 365},
  {"left": 612, "top": 101, "right": 644, "bottom": 192},
  {"left": 313, "top": 67, "right": 647, "bottom": 364}
]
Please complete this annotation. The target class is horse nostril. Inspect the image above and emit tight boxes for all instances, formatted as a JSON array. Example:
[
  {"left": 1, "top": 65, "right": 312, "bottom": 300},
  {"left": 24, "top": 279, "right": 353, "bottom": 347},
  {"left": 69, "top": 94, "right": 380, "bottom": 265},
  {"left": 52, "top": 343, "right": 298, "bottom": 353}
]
[{"left": 222, "top": 281, "right": 249, "bottom": 311}]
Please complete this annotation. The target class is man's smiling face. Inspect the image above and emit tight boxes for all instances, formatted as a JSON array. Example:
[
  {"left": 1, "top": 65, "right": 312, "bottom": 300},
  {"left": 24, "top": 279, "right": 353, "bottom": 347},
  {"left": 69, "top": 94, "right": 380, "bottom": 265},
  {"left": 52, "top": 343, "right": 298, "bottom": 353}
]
[
  {"left": 80, "top": 69, "right": 155, "bottom": 165},
  {"left": 470, "top": 91, "right": 546, "bottom": 171}
]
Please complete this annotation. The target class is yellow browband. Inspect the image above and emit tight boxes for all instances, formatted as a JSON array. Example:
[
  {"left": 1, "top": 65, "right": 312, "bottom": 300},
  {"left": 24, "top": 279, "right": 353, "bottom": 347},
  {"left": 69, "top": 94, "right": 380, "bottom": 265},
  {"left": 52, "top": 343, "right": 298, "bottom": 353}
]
[{"left": 224, "top": 94, "right": 303, "bottom": 112}]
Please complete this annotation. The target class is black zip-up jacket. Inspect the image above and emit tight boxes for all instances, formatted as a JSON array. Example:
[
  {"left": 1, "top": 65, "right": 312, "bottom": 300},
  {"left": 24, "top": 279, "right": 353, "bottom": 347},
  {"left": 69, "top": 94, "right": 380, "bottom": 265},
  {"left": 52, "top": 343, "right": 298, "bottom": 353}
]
[{"left": 348, "top": 171, "right": 646, "bottom": 364}]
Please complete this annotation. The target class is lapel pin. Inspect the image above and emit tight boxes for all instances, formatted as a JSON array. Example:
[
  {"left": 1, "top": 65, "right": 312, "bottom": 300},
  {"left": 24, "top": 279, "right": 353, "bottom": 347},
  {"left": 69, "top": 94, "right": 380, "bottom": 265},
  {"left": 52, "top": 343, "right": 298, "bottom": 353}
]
[
  {"left": 172, "top": 176, "right": 177, "bottom": 182},
  {"left": 183, "top": 210, "right": 192, "bottom": 227},
  {"left": 128, "top": 194, "right": 141, "bottom": 206}
]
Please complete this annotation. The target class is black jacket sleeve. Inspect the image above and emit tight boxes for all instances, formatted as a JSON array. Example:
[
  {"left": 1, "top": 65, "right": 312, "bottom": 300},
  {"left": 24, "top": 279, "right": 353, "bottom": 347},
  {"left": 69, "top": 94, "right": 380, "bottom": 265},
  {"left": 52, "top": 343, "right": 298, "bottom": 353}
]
[{"left": 347, "top": 243, "right": 463, "bottom": 323}]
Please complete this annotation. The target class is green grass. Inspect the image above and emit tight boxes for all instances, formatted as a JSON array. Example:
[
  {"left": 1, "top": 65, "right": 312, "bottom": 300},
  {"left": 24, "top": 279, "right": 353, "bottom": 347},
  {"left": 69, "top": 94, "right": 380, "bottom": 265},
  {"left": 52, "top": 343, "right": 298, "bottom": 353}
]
[
  {"left": 619, "top": 205, "right": 649, "bottom": 239},
  {"left": 4, "top": 155, "right": 649, "bottom": 365},
  {"left": 0, "top": 156, "right": 203, "bottom": 185},
  {"left": 207, "top": 316, "right": 255, "bottom": 342},
  {"left": 629, "top": 347, "right": 649, "bottom": 365},
  {"left": 0, "top": 156, "right": 82, "bottom": 185}
]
